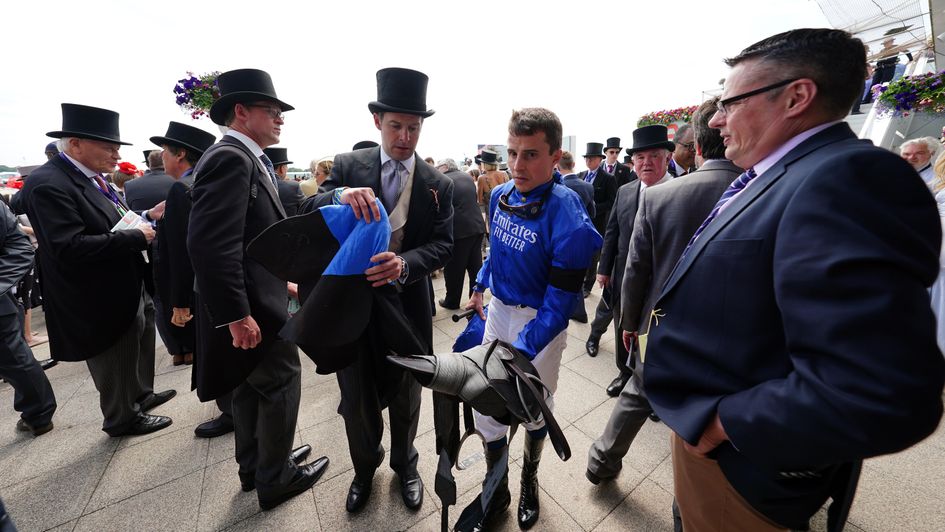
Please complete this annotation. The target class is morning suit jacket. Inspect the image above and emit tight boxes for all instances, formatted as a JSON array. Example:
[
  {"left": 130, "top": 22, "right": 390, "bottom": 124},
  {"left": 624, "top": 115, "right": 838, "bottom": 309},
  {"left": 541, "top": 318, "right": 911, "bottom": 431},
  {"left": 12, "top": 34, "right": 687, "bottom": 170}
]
[
  {"left": 188, "top": 136, "right": 290, "bottom": 400},
  {"left": 596, "top": 181, "right": 641, "bottom": 318},
  {"left": 277, "top": 178, "right": 305, "bottom": 217},
  {"left": 123, "top": 171, "right": 175, "bottom": 212},
  {"left": 162, "top": 176, "right": 195, "bottom": 309},
  {"left": 444, "top": 169, "right": 485, "bottom": 240},
  {"left": 605, "top": 161, "right": 635, "bottom": 189},
  {"left": 578, "top": 167, "right": 617, "bottom": 232},
  {"left": 561, "top": 173, "right": 596, "bottom": 219},
  {"left": 20, "top": 155, "right": 149, "bottom": 361},
  {"left": 0, "top": 201, "right": 34, "bottom": 311},
  {"left": 302, "top": 147, "right": 454, "bottom": 361},
  {"left": 643, "top": 123, "right": 945, "bottom": 526},
  {"left": 620, "top": 159, "right": 741, "bottom": 333}
]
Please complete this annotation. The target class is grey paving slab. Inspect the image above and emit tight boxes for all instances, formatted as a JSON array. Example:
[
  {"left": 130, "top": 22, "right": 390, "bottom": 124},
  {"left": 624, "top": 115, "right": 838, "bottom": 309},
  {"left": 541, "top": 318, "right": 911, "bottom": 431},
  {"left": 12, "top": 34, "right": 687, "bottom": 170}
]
[
  {"left": 846, "top": 462, "right": 945, "bottom": 532},
  {"left": 49, "top": 387, "right": 104, "bottom": 427},
  {"left": 540, "top": 425, "right": 645, "bottom": 531},
  {"left": 574, "top": 401, "right": 672, "bottom": 479},
  {"left": 565, "top": 346, "right": 622, "bottom": 391},
  {"left": 866, "top": 425, "right": 945, "bottom": 498},
  {"left": 298, "top": 416, "right": 355, "bottom": 483},
  {"left": 552, "top": 366, "right": 609, "bottom": 425},
  {"left": 296, "top": 379, "right": 341, "bottom": 431},
  {"left": 224, "top": 489, "right": 320, "bottom": 532},
  {"left": 312, "top": 466, "right": 435, "bottom": 531},
  {"left": 3, "top": 417, "right": 118, "bottom": 488},
  {"left": 86, "top": 423, "right": 209, "bottom": 511},
  {"left": 45, "top": 519, "right": 77, "bottom": 532},
  {"left": 1, "top": 451, "right": 110, "bottom": 531},
  {"left": 207, "top": 429, "right": 237, "bottom": 466},
  {"left": 74, "top": 469, "right": 203, "bottom": 532},
  {"left": 648, "top": 455, "right": 675, "bottom": 495},
  {"left": 197, "top": 458, "right": 263, "bottom": 532},
  {"left": 592, "top": 479, "right": 675, "bottom": 532}
]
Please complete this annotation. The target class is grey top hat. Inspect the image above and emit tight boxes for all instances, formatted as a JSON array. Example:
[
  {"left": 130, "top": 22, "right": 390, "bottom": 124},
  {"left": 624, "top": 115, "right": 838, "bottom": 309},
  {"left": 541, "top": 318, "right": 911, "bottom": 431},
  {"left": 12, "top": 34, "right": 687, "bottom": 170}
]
[
  {"left": 626, "top": 125, "right": 676, "bottom": 155},
  {"left": 150, "top": 121, "right": 217, "bottom": 156},
  {"left": 47, "top": 103, "right": 132, "bottom": 145},
  {"left": 368, "top": 67, "right": 435, "bottom": 118},
  {"left": 209, "top": 69, "right": 294, "bottom": 126}
]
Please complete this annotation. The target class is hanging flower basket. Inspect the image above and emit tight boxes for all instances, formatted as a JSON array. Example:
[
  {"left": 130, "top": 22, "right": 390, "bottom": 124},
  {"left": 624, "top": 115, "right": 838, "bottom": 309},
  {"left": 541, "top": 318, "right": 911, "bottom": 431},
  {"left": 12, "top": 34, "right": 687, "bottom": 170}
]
[
  {"left": 636, "top": 105, "right": 698, "bottom": 127},
  {"left": 874, "top": 70, "right": 945, "bottom": 117},
  {"left": 173, "top": 71, "right": 221, "bottom": 120}
]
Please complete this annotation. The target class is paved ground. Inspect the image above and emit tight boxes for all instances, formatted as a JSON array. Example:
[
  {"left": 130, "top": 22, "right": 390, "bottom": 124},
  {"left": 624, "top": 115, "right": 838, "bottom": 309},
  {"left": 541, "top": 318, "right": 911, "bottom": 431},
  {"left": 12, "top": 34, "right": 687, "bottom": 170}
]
[{"left": 1, "top": 275, "right": 943, "bottom": 531}]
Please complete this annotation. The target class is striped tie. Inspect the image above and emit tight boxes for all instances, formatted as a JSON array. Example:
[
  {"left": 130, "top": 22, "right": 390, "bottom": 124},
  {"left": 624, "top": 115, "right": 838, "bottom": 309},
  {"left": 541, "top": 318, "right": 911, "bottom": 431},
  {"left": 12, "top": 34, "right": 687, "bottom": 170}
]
[
  {"left": 259, "top": 153, "right": 279, "bottom": 187},
  {"left": 681, "top": 168, "right": 757, "bottom": 257}
]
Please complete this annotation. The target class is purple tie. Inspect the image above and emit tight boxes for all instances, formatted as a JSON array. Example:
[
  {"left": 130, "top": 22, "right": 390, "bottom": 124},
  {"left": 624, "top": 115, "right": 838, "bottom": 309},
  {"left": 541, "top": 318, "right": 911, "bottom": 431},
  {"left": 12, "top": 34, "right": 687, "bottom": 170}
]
[
  {"left": 607, "top": 164, "right": 614, "bottom": 174},
  {"left": 382, "top": 159, "right": 404, "bottom": 211},
  {"left": 681, "top": 168, "right": 757, "bottom": 257}
]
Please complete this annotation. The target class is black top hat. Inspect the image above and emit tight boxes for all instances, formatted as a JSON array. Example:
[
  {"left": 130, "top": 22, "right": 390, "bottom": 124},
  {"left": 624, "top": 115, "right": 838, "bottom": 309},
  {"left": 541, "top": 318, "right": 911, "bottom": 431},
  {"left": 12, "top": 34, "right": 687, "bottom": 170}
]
[
  {"left": 605, "top": 137, "right": 622, "bottom": 150},
  {"left": 626, "top": 125, "right": 676, "bottom": 155},
  {"left": 623, "top": 155, "right": 632, "bottom": 164},
  {"left": 44, "top": 142, "right": 59, "bottom": 154},
  {"left": 583, "top": 142, "right": 605, "bottom": 158},
  {"left": 352, "top": 140, "right": 379, "bottom": 151},
  {"left": 478, "top": 149, "right": 499, "bottom": 165},
  {"left": 150, "top": 121, "right": 217, "bottom": 156},
  {"left": 209, "top": 69, "right": 294, "bottom": 126},
  {"left": 368, "top": 67, "right": 435, "bottom": 118},
  {"left": 263, "top": 147, "right": 292, "bottom": 166},
  {"left": 47, "top": 103, "right": 132, "bottom": 145}
]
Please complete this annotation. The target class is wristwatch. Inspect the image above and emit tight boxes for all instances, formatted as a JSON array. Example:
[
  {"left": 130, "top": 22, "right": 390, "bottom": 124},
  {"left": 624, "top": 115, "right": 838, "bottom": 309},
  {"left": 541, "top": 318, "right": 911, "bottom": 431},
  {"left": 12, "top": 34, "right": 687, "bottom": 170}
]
[{"left": 397, "top": 255, "right": 408, "bottom": 283}]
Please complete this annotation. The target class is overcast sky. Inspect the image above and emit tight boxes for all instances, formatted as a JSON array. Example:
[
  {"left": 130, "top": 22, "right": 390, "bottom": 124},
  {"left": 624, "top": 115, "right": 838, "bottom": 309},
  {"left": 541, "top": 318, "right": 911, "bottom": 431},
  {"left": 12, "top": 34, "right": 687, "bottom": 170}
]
[{"left": 1, "top": 0, "right": 829, "bottom": 168}]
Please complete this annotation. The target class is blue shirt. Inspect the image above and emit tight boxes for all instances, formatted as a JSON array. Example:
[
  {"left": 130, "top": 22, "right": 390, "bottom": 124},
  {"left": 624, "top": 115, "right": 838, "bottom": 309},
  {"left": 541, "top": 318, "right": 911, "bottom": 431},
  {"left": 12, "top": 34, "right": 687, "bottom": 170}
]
[{"left": 475, "top": 178, "right": 602, "bottom": 358}]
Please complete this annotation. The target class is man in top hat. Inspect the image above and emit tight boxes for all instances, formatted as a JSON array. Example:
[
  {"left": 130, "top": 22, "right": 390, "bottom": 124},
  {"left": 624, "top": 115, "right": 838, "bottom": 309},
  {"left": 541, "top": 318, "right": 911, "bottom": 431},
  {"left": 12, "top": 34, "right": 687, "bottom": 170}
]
[
  {"left": 125, "top": 150, "right": 173, "bottom": 213},
  {"left": 647, "top": 29, "right": 943, "bottom": 530},
  {"left": 587, "top": 100, "right": 740, "bottom": 491},
  {"left": 187, "top": 69, "right": 328, "bottom": 510},
  {"left": 577, "top": 142, "right": 617, "bottom": 297},
  {"left": 263, "top": 147, "right": 305, "bottom": 216},
  {"left": 20, "top": 103, "right": 175, "bottom": 437},
  {"left": 300, "top": 67, "right": 454, "bottom": 513},
  {"left": 668, "top": 123, "right": 695, "bottom": 177},
  {"left": 586, "top": 125, "right": 674, "bottom": 398},
  {"left": 603, "top": 137, "right": 636, "bottom": 188}
]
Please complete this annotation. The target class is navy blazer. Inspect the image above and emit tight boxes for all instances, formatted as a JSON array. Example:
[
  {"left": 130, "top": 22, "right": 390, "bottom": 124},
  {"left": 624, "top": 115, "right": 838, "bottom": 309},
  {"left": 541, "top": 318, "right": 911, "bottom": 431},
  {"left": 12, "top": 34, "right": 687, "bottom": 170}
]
[{"left": 643, "top": 123, "right": 944, "bottom": 525}]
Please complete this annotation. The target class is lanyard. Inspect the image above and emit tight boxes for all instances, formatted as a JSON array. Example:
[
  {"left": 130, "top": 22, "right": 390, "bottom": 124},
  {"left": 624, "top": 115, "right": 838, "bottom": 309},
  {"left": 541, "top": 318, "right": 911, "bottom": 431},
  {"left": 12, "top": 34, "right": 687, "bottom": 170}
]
[{"left": 58, "top": 153, "right": 127, "bottom": 216}]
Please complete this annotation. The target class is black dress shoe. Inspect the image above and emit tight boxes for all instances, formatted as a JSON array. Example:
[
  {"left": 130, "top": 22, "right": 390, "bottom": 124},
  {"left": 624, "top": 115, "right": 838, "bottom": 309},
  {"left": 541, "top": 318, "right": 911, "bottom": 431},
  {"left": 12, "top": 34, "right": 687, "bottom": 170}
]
[
  {"left": 437, "top": 298, "right": 460, "bottom": 310},
  {"left": 16, "top": 418, "right": 54, "bottom": 436},
  {"left": 194, "top": 414, "right": 234, "bottom": 438},
  {"left": 345, "top": 476, "right": 372, "bottom": 513},
  {"left": 106, "top": 413, "right": 172, "bottom": 437},
  {"left": 648, "top": 412, "right": 661, "bottom": 423},
  {"left": 241, "top": 445, "right": 316, "bottom": 491},
  {"left": 38, "top": 358, "right": 58, "bottom": 371},
  {"left": 585, "top": 469, "right": 601, "bottom": 485},
  {"left": 606, "top": 374, "right": 629, "bottom": 397},
  {"left": 400, "top": 474, "right": 424, "bottom": 510},
  {"left": 585, "top": 339, "right": 599, "bottom": 357},
  {"left": 138, "top": 389, "right": 177, "bottom": 412},
  {"left": 258, "top": 456, "right": 330, "bottom": 511}
]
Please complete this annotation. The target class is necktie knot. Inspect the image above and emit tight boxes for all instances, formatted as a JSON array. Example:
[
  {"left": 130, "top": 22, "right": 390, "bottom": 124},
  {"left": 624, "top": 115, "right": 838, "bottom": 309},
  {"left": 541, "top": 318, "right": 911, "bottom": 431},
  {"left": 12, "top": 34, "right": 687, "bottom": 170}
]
[
  {"left": 382, "top": 159, "right": 405, "bottom": 211},
  {"left": 607, "top": 164, "right": 614, "bottom": 174},
  {"left": 260, "top": 153, "right": 278, "bottom": 186}
]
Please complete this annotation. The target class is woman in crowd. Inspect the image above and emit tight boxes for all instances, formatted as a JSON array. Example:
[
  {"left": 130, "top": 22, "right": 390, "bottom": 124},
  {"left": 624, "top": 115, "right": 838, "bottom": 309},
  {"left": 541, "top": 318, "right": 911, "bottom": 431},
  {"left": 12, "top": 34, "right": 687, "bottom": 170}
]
[
  {"left": 301, "top": 159, "right": 332, "bottom": 197},
  {"left": 110, "top": 162, "right": 138, "bottom": 200}
]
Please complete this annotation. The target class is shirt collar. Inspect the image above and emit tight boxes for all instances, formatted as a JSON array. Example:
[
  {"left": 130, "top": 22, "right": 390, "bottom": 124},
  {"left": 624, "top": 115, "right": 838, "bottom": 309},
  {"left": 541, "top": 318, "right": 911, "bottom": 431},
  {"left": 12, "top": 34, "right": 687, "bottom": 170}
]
[
  {"left": 379, "top": 147, "right": 416, "bottom": 174},
  {"left": 225, "top": 130, "right": 265, "bottom": 158},
  {"left": 753, "top": 121, "right": 842, "bottom": 178},
  {"left": 640, "top": 172, "right": 672, "bottom": 190},
  {"left": 60, "top": 152, "right": 98, "bottom": 178}
]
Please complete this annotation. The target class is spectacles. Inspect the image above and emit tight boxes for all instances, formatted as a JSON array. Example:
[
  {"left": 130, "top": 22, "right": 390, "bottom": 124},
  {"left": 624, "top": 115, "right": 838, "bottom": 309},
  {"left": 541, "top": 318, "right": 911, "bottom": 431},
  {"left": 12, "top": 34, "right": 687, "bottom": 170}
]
[
  {"left": 678, "top": 141, "right": 695, "bottom": 152},
  {"left": 244, "top": 104, "right": 284, "bottom": 120},
  {"left": 716, "top": 78, "right": 800, "bottom": 115}
]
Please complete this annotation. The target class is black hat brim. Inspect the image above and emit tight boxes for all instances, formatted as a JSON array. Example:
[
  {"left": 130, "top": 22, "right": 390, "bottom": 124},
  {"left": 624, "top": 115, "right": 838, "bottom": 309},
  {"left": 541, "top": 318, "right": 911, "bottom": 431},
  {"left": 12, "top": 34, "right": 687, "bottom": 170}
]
[
  {"left": 626, "top": 141, "right": 676, "bottom": 155},
  {"left": 149, "top": 135, "right": 207, "bottom": 155},
  {"left": 368, "top": 101, "right": 435, "bottom": 118},
  {"left": 209, "top": 93, "right": 295, "bottom": 125},
  {"left": 46, "top": 130, "right": 132, "bottom": 146},
  {"left": 270, "top": 159, "right": 293, "bottom": 166}
]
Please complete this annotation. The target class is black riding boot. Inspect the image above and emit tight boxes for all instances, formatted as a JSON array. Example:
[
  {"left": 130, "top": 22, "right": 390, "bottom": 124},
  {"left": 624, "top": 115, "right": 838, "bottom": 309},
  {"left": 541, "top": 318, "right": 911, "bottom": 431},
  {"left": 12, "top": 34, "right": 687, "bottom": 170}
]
[
  {"left": 455, "top": 442, "right": 511, "bottom": 531},
  {"left": 518, "top": 432, "right": 544, "bottom": 529}
]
